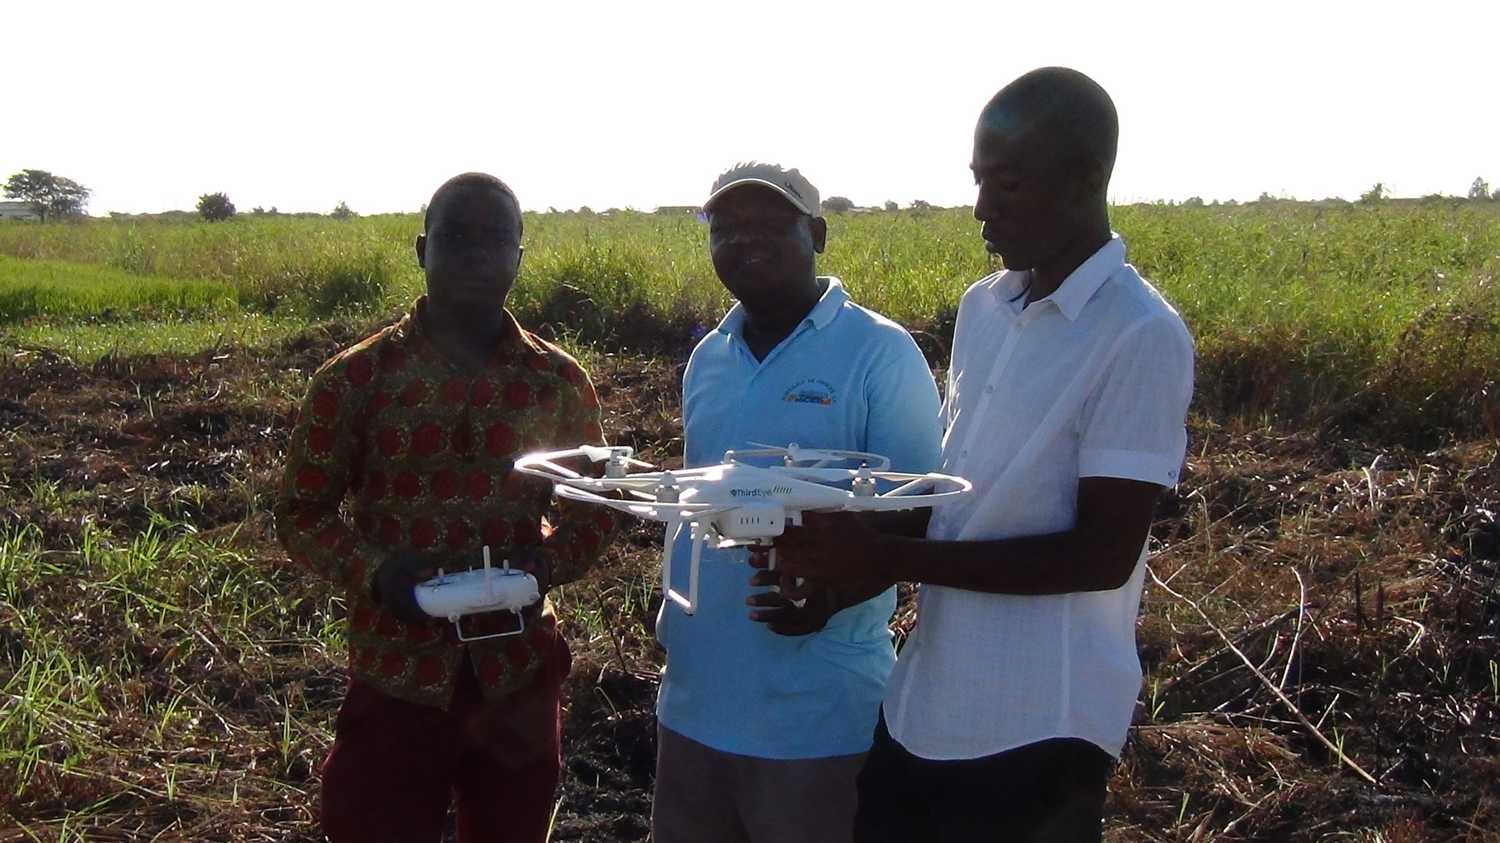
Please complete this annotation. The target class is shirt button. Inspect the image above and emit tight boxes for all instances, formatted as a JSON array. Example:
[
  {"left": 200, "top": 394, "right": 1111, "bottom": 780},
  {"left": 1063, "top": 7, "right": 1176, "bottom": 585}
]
[{"left": 985, "top": 384, "right": 995, "bottom": 394}]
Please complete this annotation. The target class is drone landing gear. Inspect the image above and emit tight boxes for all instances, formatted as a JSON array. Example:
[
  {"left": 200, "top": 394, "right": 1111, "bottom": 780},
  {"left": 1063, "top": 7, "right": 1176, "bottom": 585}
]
[{"left": 662, "top": 520, "right": 702, "bottom": 615}]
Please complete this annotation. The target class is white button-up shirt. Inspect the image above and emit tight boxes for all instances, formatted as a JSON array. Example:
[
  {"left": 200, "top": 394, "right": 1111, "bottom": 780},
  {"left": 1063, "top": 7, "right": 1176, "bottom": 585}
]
[{"left": 883, "top": 235, "right": 1194, "bottom": 760}]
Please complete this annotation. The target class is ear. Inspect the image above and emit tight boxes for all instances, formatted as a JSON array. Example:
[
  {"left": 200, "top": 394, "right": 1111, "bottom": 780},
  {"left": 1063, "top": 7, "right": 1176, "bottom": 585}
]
[
  {"left": 1075, "top": 158, "right": 1108, "bottom": 203},
  {"left": 809, "top": 216, "right": 828, "bottom": 254},
  {"left": 415, "top": 233, "right": 427, "bottom": 269}
]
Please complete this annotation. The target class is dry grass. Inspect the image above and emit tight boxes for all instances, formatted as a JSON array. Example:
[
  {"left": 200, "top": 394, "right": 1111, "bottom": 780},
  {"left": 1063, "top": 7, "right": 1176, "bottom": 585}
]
[{"left": 0, "top": 326, "right": 1496, "bottom": 841}]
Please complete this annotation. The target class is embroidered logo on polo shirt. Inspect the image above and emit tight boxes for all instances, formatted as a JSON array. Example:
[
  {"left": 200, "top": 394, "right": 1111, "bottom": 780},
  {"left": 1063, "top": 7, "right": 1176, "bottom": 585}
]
[{"left": 784, "top": 378, "right": 835, "bottom": 406}]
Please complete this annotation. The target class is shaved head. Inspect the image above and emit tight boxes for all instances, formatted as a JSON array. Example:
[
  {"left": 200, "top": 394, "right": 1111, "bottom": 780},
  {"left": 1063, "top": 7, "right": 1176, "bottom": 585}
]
[
  {"left": 978, "top": 67, "right": 1118, "bottom": 195},
  {"left": 970, "top": 67, "right": 1117, "bottom": 277},
  {"left": 424, "top": 171, "right": 522, "bottom": 237}
]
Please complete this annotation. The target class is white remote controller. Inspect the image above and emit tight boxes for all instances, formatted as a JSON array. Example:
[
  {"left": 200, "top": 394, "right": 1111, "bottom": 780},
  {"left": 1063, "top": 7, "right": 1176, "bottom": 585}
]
[{"left": 414, "top": 546, "right": 540, "bottom": 641}]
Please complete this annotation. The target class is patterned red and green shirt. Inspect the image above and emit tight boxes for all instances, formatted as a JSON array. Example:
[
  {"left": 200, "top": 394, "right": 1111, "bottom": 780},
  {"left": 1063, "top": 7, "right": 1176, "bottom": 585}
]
[{"left": 275, "top": 298, "right": 616, "bottom": 708}]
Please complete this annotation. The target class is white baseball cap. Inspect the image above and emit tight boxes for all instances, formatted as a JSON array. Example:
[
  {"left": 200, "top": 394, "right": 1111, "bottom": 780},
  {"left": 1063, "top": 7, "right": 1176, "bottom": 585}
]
[{"left": 704, "top": 162, "right": 821, "bottom": 217}]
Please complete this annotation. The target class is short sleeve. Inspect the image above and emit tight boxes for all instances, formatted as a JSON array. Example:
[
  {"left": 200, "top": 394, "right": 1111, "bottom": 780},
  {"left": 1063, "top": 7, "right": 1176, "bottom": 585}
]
[
  {"left": 864, "top": 330, "right": 943, "bottom": 474},
  {"left": 1077, "top": 314, "right": 1194, "bottom": 486}
]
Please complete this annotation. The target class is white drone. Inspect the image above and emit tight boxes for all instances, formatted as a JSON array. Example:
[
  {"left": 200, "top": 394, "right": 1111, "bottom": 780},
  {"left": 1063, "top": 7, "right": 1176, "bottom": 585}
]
[{"left": 514, "top": 443, "right": 971, "bottom": 615}]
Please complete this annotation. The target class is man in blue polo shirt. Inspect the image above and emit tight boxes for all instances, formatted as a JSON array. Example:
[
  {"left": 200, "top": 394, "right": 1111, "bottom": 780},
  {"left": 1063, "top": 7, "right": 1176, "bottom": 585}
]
[{"left": 650, "top": 162, "right": 942, "bottom": 843}]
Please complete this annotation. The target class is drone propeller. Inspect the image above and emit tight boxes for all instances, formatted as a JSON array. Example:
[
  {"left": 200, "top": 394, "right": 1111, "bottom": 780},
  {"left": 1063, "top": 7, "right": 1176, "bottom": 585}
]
[
  {"left": 775, "top": 467, "right": 944, "bottom": 484},
  {"left": 548, "top": 473, "right": 675, "bottom": 492},
  {"left": 553, "top": 483, "right": 727, "bottom": 521},
  {"left": 731, "top": 442, "right": 892, "bottom": 470}
]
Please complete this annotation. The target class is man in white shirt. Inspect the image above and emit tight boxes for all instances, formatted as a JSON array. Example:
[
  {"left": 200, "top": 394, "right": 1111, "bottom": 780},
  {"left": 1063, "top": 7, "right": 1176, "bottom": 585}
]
[{"left": 772, "top": 67, "right": 1195, "bottom": 842}]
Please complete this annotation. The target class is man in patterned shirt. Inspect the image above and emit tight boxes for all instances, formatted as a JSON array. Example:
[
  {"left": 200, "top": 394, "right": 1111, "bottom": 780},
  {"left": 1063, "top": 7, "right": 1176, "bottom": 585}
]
[{"left": 275, "top": 172, "right": 615, "bottom": 842}]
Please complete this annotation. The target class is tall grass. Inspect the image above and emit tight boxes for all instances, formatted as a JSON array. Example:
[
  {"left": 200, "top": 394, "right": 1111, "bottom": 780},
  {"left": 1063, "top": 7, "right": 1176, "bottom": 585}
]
[
  {"left": 2, "top": 202, "right": 1497, "bottom": 440},
  {"left": 0, "top": 256, "right": 238, "bottom": 323},
  {"left": 0, "top": 219, "right": 399, "bottom": 317}
]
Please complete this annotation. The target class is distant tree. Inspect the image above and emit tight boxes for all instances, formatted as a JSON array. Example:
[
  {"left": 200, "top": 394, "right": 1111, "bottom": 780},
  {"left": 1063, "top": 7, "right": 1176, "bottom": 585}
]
[
  {"left": 883, "top": 200, "right": 898, "bottom": 212},
  {"left": 331, "top": 200, "right": 356, "bottom": 220},
  {"left": 269, "top": 206, "right": 279, "bottom": 215},
  {"left": 1468, "top": 177, "right": 1491, "bottom": 201},
  {"left": 910, "top": 199, "right": 933, "bottom": 211},
  {"left": 1182, "top": 196, "right": 1205, "bottom": 207},
  {"left": 251, "top": 206, "right": 266, "bottom": 215},
  {"left": 821, "top": 196, "right": 855, "bottom": 214},
  {"left": 1257, "top": 191, "right": 1277, "bottom": 203},
  {"left": 547, "top": 206, "right": 559, "bottom": 214},
  {"left": 1359, "top": 182, "right": 1386, "bottom": 204},
  {"left": 4, "top": 169, "right": 91, "bottom": 221},
  {"left": 197, "top": 192, "right": 236, "bottom": 221},
  {"left": 578, "top": 206, "right": 594, "bottom": 215}
]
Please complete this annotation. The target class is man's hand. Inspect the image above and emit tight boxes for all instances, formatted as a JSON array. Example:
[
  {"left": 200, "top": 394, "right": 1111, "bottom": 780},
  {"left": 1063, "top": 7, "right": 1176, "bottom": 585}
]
[
  {"left": 372, "top": 554, "right": 437, "bottom": 624},
  {"left": 745, "top": 547, "right": 837, "bottom": 636},
  {"left": 772, "top": 511, "right": 886, "bottom": 585}
]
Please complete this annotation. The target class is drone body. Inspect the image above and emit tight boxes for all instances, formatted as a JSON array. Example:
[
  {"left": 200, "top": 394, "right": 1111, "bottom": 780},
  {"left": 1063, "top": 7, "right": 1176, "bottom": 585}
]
[{"left": 514, "top": 444, "right": 970, "bottom": 614}]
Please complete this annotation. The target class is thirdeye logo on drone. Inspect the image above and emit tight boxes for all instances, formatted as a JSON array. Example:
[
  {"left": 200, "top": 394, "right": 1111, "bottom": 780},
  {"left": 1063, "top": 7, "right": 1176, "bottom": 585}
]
[{"left": 730, "top": 485, "right": 794, "bottom": 498}]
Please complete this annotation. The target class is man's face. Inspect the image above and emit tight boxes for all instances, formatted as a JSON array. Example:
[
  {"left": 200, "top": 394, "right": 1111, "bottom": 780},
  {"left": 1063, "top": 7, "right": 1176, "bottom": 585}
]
[
  {"left": 707, "top": 185, "right": 824, "bottom": 311},
  {"left": 417, "top": 186, "right": 523, "bottom": 311},
  {"left": 970, "top": 123, "right": 1081, "bottom": 271}
]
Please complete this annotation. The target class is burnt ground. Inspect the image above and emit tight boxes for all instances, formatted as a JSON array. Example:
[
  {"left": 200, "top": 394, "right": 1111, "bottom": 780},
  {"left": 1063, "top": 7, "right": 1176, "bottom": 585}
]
[{"left": 0, "top": 326, "right": 1497, "bottom": 841}]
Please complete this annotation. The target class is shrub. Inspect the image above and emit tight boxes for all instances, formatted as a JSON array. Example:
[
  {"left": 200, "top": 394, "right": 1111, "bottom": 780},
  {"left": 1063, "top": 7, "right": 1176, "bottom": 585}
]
[{"left": 197, "top": 193, "right": 236, "bottom": 222}]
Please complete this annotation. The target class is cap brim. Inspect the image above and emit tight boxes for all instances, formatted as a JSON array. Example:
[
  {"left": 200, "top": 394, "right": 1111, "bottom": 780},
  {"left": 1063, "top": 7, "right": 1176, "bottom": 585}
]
[{"left": 703, "top": 178, "right": 816, "bottom": 216}]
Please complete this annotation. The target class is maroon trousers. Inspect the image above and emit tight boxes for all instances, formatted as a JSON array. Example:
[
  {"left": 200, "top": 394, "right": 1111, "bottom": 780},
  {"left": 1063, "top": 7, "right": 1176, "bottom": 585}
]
[{"left": 320, "top": 635, "right": 571, "bottom": 843}]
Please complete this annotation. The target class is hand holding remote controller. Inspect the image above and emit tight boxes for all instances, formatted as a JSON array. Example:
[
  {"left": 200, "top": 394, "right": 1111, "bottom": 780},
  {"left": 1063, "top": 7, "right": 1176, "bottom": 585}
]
[{"left": 413, "top": 546, "right": 541, "bottom": 641}]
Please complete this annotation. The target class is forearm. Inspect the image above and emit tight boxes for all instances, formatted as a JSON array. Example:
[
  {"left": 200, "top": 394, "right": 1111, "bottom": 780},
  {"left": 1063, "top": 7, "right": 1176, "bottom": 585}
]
[
  {"left": 827, "top": 576, "right": 895, "bottom": 613},
  {"left": 542, "top": 386, "right": 619, "bottom": 586},
  {"left": 273, "top": 498, "right": 384, "bottom": 596},
  {"left": 542, "top": 503, "right": 618, "bottom": 586},
  {"left": 875, "top": 529, "right": 1139, "bottom": 595},
  {"left": 865, "top": 507, "right": 931, "bottom": 539}
]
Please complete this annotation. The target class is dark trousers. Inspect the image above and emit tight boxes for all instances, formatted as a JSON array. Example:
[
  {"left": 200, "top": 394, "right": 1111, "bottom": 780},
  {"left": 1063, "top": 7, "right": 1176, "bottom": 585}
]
[
  {"left": 319, "top": 637, "right": 571, "bottom": 843},
  {"left": 853, "top": 712, "right": 1113, "bottom": 843}
]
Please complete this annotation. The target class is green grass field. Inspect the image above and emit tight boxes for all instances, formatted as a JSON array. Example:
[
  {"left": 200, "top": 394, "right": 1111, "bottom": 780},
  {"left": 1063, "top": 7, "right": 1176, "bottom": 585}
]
[{"left": 4, "top": 202, "right": 1498, "bottom": 440}]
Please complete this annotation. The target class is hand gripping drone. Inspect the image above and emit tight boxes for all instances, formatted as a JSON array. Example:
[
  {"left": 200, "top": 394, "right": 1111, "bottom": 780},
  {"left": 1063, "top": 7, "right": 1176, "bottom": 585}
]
[
  {"left": 513, "top": 443, "right": 970, "bottom": 615},
  {"left": 414, "top": 546, "right": 541, "bottom": 641}
]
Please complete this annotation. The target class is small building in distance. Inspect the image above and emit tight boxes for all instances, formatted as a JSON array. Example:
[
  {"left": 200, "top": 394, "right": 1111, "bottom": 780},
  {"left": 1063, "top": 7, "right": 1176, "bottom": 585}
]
[{"left": 0, "top": 201, "right": 41, "bottom": 221}]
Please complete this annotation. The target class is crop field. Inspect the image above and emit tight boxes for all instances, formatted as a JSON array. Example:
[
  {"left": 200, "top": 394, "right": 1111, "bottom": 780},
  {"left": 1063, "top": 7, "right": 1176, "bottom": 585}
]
[{"left": 0, "top": 203, "right": 1497, "bottom": 841}]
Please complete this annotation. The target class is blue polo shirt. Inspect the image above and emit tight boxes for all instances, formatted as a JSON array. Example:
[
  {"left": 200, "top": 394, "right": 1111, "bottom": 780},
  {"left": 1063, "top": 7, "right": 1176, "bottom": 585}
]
[{"left": 656, "top": 277, "right": 942, "bottom": 759}]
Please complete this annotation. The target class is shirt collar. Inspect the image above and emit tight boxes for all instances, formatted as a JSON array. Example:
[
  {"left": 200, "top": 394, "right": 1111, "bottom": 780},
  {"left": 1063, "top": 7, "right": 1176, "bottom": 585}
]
[
  {"left": 716, "top": 276, "right": 849, "bottom": 337},
  {"left": 987, "top": 235, "right": 1126, "bottom": 322},
  {"left": 401, "top": 295, "right": 546, "bottom": 365}
]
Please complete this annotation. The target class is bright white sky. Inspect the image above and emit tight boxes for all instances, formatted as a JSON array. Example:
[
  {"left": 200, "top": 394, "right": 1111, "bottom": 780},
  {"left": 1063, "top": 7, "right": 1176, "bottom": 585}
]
[{"left": 5, "top": 1, "right": 1496, "bottom": 215}]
